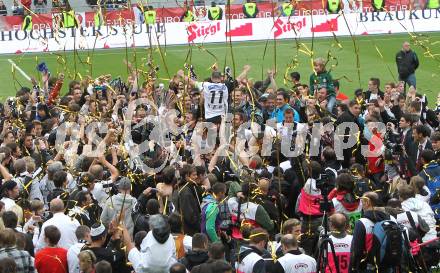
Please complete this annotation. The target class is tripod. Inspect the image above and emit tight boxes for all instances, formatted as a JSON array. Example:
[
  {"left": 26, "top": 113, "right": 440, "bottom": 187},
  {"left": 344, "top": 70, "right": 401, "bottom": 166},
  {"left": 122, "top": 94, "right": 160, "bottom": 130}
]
[{"left": 316, "top": 189, "right": 341, "bottom": 273}]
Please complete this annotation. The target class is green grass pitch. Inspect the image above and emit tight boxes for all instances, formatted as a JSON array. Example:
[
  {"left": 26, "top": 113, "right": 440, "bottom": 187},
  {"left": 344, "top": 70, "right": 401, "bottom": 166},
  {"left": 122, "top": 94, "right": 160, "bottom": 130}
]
[{"left": 0, "top": 32, "right": 439, "bottom": 104}]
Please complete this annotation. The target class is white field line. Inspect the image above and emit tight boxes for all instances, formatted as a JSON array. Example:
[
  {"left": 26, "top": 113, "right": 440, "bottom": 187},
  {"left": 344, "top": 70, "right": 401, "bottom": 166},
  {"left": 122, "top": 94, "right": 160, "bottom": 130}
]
[{"left": 7, "top": 59, "right": 32, "bottom": 81}]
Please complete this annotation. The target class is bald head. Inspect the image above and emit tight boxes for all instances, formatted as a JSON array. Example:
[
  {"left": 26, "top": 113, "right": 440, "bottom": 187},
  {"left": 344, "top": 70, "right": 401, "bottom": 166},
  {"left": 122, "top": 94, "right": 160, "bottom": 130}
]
[
  {"left": 258, "top": 178, "right": 270, "bottom": 194},
  {"left": 50, "top": 198, "right": 64, "bottom": 213},
  {"left": 281, "top": 234, "right": 298, "bottom": 252},
  {"left": 89, "top": 164, "right": 103, "bottom": 180},
  {"left": 330, "top": 213, "right": 347, "bottom": 233},
  {"left": 362, "top": 191, "right": 379, "bottom": 211},
  {"left": 402, "top": 42, "right": 410, "bottom": 52}
]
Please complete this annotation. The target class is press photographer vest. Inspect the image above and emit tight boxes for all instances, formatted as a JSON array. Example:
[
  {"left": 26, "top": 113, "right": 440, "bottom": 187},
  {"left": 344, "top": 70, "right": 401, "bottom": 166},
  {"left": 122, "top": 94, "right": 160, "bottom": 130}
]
[
  {"left": 183, "top": 10, "right": 194, "bottom": 22},
  {"left": 209, "top": 6, "right": 221, "bottom": 20},
  {"left": 282, "top": 3, "right": 294, "bottom": 16},
  {"left": 227, "top": 197, "right": 260, "bottom": 239},
  {"left": 94, "top": 11, "right": 103, "bottom": 27},
  {"left": 327, "top": 0, "right": 340, "bottom": 13},
  {"left": 63, "top": 10, "right": 76, "bottom": 28},
  {"left": 236, "top": 249, "right": 263, "bottom": 273},
  {"left": 426, "top": 0, "right": 440, "bottom": 9},
  {"left": 372, "top": 0, "right": 384, "bottom": 10},
  {"left": 145, "top": 10, "right": 156, "bottom": 24},
  {"left": 278, "top": 253, "right": 316, "bottom": 273},
  {"left": 244, "top": 3, "right": 257, "bottom": 17},
  {"left": 22, "top": 15, "right": 32, "bottom": 30},
  {"left": 326, "top": 235, "right": 352, "bottom": 273}
]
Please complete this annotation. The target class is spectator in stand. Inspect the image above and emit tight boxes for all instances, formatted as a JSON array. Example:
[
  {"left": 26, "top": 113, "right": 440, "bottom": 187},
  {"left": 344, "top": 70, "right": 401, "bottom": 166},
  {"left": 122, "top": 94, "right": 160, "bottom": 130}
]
[
  {"left": 0, "top": 1, "right": 7, "bottom": 16},
  {"left": 33, "top": 0, "right": 47, "bottom": 14},
  {"left": 20, "top": 0, "right": 31, "bottom": 11}
]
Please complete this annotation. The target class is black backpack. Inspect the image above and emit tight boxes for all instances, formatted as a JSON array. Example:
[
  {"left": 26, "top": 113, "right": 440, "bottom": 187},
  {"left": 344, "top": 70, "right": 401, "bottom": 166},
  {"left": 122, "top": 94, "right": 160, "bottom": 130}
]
[{"left": 373, "top": 220, "right": 404, "bottom": 267}]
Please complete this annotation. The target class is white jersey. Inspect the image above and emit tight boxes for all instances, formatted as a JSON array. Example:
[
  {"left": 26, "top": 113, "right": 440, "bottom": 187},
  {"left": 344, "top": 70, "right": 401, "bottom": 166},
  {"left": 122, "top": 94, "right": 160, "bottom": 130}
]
[
  {"left": 198, "top": 82, "right": 228, "bottom": 119},
  {"left": 277, "top": 252, "right": 316, "bottom": 273},
  {"left": 237, "top": 250, "right": 263, "bottom": 273}
]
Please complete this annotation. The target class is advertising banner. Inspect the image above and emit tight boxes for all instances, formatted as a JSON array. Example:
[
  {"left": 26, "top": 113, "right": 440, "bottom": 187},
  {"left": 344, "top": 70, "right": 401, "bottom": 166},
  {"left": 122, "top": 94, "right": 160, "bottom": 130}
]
[{"left": 0, "top": 10, "right": 439, "bottom": 54}]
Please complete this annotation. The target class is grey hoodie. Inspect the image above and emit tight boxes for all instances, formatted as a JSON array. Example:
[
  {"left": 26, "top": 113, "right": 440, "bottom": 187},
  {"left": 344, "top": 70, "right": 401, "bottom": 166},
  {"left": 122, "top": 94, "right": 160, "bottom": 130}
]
[{"left": 100, "top": 193, "right": 137, "bottom": 236}]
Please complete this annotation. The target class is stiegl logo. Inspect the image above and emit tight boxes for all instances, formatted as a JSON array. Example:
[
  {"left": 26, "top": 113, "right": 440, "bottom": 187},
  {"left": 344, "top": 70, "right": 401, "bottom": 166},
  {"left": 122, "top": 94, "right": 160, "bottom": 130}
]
[
  {"left": 187, "top": 22, "right": 221, "bottom": 42},
  {"left": 273, "top": 17, "right": 306, "bottom": 38}
]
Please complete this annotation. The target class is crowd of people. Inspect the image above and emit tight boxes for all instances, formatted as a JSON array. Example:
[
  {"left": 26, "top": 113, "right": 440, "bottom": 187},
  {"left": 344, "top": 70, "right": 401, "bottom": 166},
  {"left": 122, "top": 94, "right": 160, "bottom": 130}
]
[{"left": 0, "top": 40, "right": 438, "bottom": 273}]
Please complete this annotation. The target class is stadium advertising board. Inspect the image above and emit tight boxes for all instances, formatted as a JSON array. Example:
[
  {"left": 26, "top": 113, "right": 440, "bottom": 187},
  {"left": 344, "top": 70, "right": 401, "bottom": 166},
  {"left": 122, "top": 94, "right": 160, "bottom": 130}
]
[{"left": 0, "top": 10, "right": 439, "bottom": 54}]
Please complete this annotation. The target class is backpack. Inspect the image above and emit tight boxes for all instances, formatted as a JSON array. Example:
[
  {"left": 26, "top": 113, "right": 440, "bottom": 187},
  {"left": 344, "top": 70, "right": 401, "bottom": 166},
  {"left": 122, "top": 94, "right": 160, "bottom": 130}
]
[{"left": 372, "top": 220, "right": 404, "bottom": 267}]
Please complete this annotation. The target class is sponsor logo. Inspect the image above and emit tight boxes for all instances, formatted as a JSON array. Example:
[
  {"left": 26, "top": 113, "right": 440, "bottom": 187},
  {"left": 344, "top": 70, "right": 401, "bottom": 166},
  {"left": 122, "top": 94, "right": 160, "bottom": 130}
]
[
  {"left": 334, "top": 243, "right": 349, "bottom": 248},
  {"left": 195, "top": 6, "right": 208, "bottom": 20},
  {"left": 358, "top": 9, "right": 440, "bottom": 22},
  {"left": 225, "top": 22, "right": 253, "bottom": 37},
  {"left": 187, "top": 22, "right": 221, "bottom": 42},
  {"left": 311, "top": 18, "right": 338, "bottom": 32},
  {"left": 273, "top": 17, "right": 306, "bottom": 38},
  {"left": 0, "top": 24, "right": 164, "bottom": 42},
  {"left": 295, "top": 263, "right": 309, "bottom": 269}
]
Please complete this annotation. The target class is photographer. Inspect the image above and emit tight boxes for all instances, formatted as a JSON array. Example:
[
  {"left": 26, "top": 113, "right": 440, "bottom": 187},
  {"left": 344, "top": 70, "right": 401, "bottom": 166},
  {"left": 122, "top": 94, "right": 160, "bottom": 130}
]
[
  {"left": 227, "top": 178, "right": 275, "bottom": 239},
  {"left": 296, "top": 161, "right": 324, "bottom": 256},
  {"left": 329, "top": 173, "right": 362, "bottom": 230}
]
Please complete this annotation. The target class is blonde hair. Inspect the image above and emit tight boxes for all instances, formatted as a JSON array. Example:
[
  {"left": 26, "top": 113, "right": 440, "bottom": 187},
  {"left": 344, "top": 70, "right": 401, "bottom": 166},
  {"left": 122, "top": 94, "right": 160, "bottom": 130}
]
[
  {"left": 282, "top": 218, "right": 301, "bottom": 235},
  {"left": 78, "top": 250, "right": 96, "bottom": 265},
  {"left": 30, "top": 200, "right": 44, "bottom": 213},
  {"left": 23, "top": 156, "right": 36, "bottom": 173},
  {"left": 409, "top": 176, "right": 426, "bottom": 195}
]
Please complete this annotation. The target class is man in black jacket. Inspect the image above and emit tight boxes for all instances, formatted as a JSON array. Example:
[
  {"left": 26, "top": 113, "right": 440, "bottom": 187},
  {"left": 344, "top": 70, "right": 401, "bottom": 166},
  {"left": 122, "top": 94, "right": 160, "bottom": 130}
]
[
  {"left": 179, "top": 233, "right": 209, "bottom": 271},
  {"left": 175, "top": 164, "right": 203, "bottom": 236},
  {"left": 396, "top": 41, "right": 419, "bottom": 89},
  {"left": 335, "top": 100, "right": 363, "bottom": 168},
  {"left": 364, "top": 78, "right": 384, "bottom": 103}
]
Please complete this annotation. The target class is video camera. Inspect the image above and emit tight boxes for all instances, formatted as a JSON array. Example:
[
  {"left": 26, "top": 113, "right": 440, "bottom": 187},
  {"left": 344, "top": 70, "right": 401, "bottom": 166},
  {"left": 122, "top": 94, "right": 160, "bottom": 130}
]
[
  {"left": 316, "top": 173, "right": 334, "bottom": 213},
  {"left": 384, "top": 127, "right": 403, "bottom": 156}
]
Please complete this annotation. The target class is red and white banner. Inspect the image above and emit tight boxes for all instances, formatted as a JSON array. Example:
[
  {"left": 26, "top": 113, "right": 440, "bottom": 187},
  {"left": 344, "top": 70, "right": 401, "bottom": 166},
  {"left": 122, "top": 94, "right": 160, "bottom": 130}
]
[
  {"left": 0, "top": 0, "right": 422, "bottom": 31},
  {"left": 1, "top": 10, "right": 439, "bottom": 54}
]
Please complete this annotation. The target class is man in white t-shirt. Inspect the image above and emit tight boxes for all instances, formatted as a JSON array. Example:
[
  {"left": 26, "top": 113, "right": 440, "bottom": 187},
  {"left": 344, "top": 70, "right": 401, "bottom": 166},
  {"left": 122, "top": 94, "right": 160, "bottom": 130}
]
[{"left": 196, "top": 71, "right": 228, "bottom": 124}]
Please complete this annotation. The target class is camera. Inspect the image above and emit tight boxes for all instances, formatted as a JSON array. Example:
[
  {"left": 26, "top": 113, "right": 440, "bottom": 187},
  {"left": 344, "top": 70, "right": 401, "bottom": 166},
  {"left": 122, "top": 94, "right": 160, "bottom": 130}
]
[
  {"left": 384, "top": 127, "right": 402, "bottom": 156},
  {"left": 316, "top": 173, "right": 334, "bottom": 212}
]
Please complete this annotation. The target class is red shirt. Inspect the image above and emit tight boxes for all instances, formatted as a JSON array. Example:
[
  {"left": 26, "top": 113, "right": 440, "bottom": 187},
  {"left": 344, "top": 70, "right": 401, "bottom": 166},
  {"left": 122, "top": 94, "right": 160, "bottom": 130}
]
[
  {"left": 336, "top": 91, "right": 349, "bottom": 101},
  {"left": 35, "top": 247, "right": 68, "bottom": 273},
  {"left": 367, "top": 132, "right": 384, "bottom": 174}
]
